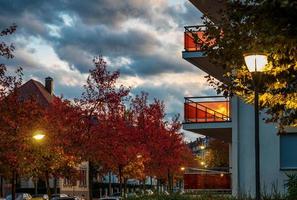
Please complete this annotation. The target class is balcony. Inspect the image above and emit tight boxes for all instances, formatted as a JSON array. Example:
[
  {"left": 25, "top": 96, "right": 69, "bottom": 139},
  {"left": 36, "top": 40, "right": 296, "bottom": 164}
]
[
  {"left": 183, "top": 26, "right": 228, "bottom": 83},
  {"left": 183, "top": 96, "right": 232, "bottom": 142}
]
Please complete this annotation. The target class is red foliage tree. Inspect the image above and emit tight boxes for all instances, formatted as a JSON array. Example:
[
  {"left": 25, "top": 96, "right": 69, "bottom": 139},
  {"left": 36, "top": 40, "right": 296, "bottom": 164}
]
[
  {"left": 0, "top": 69, "right": 45, "bottom": 200},
  {"left": 78, "top": 56, "right": 130, "bottom": 199}
]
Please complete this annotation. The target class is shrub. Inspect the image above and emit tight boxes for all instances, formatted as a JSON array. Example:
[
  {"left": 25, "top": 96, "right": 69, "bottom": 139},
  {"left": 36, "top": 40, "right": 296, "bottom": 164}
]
[{"left": 285, "top": 173, "right": 297, "bottom": 200}]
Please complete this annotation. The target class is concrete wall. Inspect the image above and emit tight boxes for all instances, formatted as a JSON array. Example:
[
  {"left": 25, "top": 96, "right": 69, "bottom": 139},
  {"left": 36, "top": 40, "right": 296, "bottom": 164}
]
[{"left": 231, "top": 96, "right": 295, "bottom": 197}]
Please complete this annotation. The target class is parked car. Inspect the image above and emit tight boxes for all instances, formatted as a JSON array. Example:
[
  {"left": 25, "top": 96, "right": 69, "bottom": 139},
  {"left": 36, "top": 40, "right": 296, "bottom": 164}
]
[
  {"left": 6, "top": 193, "right": 32, "bottom": 200},
  {"left": 145, "top": 189, "right": 154, "bottom": 195},
  {"left": 50, "top": 194, "right": 68, "bottom": 200},
  {"left": 99, "top": 198, "right": 121, "bottom": 200},
  {"left": 51, "top": 197, "right": 75, "bottom": 200},
  {"left": 72, "top": 196, "right": 80, "bottom": 200},
  {"left": 110, "top": 193, "right": 121, "bottom": 197},
  {"left": 31, "top": 194, "right": 48, "bottom": 200}
]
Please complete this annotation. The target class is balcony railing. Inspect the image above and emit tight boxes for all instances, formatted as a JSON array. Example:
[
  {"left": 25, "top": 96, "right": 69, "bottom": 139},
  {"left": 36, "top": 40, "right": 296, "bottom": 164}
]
[
  {"left": 184, "top": 96, "right": 231, "bottom": 123},
  {"left": 184, "top": 25, "right": 215, "bottom": 52}
]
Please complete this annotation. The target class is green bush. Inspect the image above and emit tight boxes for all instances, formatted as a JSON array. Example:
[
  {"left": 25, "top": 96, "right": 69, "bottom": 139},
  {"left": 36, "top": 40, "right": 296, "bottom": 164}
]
[
  {"left": 126, "top": 193, "right": 285, "bottom": 200},
  {"left": 285, "top": 173, "right": 297, "bottom": 200}
]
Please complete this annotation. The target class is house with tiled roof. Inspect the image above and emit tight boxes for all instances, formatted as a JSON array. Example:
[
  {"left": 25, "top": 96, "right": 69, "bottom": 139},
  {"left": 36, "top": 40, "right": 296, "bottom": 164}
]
[{"left": 0, "top": 77, "right": 89, "bottom": 199}]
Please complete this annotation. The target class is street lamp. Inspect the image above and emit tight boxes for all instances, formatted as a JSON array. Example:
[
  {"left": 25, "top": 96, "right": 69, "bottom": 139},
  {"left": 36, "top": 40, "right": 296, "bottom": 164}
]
[
  {"left": 244, "top": 53, "right": 268, "bottom": 200},
  {"left": 33, "top": 131, "right": 45, "bottom": 141},
  {"left": 32, "top": 130, "right": 46, "bottom": 195},
  {"left": 136, "top": 154, "right": 142, "bottom": 159},
  {"left": 180, "top": 167, "right": 185, "bottom": 171},
  {"left": 199, "top": 145, "right": 206, "bottom": 150}
]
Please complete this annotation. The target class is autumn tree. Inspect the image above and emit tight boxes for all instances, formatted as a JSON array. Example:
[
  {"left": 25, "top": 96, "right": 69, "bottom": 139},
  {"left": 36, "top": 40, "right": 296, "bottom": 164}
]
[
  {"left": 195, "top": 139, "right": 229, "bottom": 169},
  {"left": 78, "top": 56, "right": 130, "bottom": 199},
  {"left": 0, "top": 70, "right": 45, "bottom": 200},
  {"left": 130, "top": 93, "right": 194, "bottom": 193},
  {"left": 200, "top": 0, "right": 297, "bottom": 133},
  {"left": 24, "top": 97, "right": 86, "bottom": 198}
]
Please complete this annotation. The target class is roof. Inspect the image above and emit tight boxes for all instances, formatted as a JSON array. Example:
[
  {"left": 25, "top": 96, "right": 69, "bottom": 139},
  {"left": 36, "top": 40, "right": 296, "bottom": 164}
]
[{"left": 17, "top": 79, "right": 54, "bottom": 107}]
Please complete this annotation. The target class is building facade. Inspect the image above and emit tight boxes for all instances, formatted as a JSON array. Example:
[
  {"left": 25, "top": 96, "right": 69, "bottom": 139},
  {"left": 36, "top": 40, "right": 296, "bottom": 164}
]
[{"left": 182, "top": 0, "right": 297, "bottom": 197}]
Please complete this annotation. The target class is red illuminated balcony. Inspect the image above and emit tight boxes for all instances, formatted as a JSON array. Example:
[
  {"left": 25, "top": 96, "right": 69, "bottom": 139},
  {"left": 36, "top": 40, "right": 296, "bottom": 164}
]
[
  {"left": 184, "top": 25, "right": 211, "bottom": 52},
  {"left": 184, "top": 96, "right": 231, "bottom": 123},
  {"left": 183, "top": 26, "right": 228, "bottom": 83},
  {"left": 183, "top": 96, "right": 232, "bottom": 142}
]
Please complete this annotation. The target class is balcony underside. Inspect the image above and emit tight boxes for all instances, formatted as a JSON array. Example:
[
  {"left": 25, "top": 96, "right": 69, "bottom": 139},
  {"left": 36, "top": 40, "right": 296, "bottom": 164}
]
[
  {"left": 182, "top": 51, "right": 228, "bottom": 83},
  {"left": 183, "top": 122, "right": 232, "bottom": 142},
  {"left": 189, "top": 0, "right": 225, "bottom": 23}
]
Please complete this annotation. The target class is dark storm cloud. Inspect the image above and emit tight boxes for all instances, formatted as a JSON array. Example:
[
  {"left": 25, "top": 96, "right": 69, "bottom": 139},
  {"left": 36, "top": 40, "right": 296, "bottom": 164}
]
[
  {"left": 0, "top": 0, "right": 203, "bottom": 77},
  {"left": 53, "top": 24, "right": 162, "bottom": 73}
]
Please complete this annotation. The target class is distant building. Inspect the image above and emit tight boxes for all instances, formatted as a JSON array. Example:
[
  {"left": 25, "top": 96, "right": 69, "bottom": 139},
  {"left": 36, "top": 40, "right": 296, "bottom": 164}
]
[{"left": 187, "top": 137, "right": 208, "bottom": 156}]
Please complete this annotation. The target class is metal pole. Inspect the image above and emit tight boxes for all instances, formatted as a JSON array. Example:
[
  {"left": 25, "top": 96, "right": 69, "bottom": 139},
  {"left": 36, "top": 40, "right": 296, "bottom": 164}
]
[{"left": 255, "top": 88, "right": 260, "bottom": 200}]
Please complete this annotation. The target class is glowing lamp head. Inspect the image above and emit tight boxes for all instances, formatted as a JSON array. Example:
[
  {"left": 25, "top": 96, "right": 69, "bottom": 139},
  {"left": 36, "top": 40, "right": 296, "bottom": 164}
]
[
  {"left": 220, "top": 173, "right": 224, "bottom": 177},
  {"left": 33, "top": 131, "right": 45, "bottom": 141},
  {"left": 244, "top": 53, "right": 268, "bottom": 72},
  {"left": 200, "top": 161, "right": 205, "bottom": 166},
  {"left": 136, "top": 154, "right": 142, "bottom": 159},
  {"left": 199, "top": 145, "right": 206, "bottom": 150},
  {"left": 180, "top": 167, "right": 185, "bottom": 171}
]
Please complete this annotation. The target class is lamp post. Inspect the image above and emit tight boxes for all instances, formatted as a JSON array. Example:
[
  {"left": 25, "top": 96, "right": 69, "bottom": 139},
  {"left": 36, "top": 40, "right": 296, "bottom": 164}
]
[
  {"left": 32, "top": 131, "right": 46, "bottom": 195},
  {"left": 244, "top": 53, "right": 268, "bottom": 200}
]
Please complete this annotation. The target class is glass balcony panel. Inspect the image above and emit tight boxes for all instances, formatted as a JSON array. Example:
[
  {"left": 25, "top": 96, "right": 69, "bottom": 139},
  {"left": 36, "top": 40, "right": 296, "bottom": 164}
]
[
  {"left": 184, "top": 25, "right": 217, "bottom": 52},
  {"left": 184, "top": 96, "right": 231, "bottom": 123}
]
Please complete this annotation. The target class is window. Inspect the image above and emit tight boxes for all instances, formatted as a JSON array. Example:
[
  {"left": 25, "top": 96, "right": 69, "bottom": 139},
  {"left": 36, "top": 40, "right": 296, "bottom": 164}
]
[
  {"left": 63, "top": 178, "right": 76, "bottom": 187},
  {"left": 79, "top": 169, "right": 87, "bottom": 187},
  {"left": 280, "top": 134, "right": 297, "bottom": 170}
]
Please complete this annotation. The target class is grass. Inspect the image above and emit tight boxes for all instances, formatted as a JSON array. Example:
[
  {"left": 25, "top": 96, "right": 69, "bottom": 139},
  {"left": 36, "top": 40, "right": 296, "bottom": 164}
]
[{"left": 126, "top": 193, "right": 285, "bottom": 200}]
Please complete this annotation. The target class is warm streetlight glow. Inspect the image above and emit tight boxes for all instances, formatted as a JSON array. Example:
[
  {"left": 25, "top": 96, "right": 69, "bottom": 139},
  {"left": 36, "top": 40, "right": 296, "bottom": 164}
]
[
  {"left": 244, "top": 53, "right": 268, "bottom": 72},
  {"left": 33, "top": 131, "right": 45, "bottom": 141},
  {"left": 136, "top": 154, "right": 142, "bottom": 159},
  {"left": 220, "top": 173, "right": 224, "bottom": 177},
  {"left": 200, "top": 161, "right": 205, "bottom": 166},
  {"left": 199, "top": 145, "right": 206, "bottom": 150},
  {"left": 180, "top": 167, "right": 185, "bottom": 171}
]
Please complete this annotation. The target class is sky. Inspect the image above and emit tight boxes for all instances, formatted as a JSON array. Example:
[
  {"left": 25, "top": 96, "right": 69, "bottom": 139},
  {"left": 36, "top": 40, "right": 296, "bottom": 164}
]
[{"left": 0, "top": 0, "right": 215, "bottom": 141}]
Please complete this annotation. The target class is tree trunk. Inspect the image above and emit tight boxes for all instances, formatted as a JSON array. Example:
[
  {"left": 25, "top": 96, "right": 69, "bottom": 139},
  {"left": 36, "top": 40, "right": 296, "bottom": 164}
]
[
  {"left": 123, "top": 178, "right": 127, "bottom": 197},
  {"left": 88, "top": 161, "right": 93, "bottom": 200},
  {"left": 142, "top": 179, "right": 146, "bottom": 194},
  {"left": 118, "top": 166, "right": 122, "bottom": 197},
  {"left": 34, "top": 178, "right": 38, "bottom": 195},
  {"left": 0, "top": 176, "right": 3, "bottom": 198},
  {"left": 170, "top": 172, "right": 174, "bottom": 193},
  {"left": 108, "top": 171, "right": 112, "bottom": 196},
  {"left": 53, "top": 177, "right": 57, "bottom": 194},
  {"left": 150, "top": 177, "right": 153, "bottom": 189},
  {"left": 11, "top": 170, "right": 16, "bottom": 200},
  {"left": 167, "top": 168, "right": 172, "bottom": 193},
  {"left": 45, "top": 172, "right": 51, "bottom": 200}
]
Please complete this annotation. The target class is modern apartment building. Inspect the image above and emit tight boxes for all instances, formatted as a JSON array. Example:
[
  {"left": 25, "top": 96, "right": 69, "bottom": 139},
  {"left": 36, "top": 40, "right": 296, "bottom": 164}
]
[{"left": 182, "top": 0, "right": 297, "bottom": 197}]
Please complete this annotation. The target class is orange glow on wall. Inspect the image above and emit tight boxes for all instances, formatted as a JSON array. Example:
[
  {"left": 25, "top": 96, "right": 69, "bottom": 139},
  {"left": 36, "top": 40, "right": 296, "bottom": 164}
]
[{"left": 184, "top": 173, "right": 231, "bottom": 190}]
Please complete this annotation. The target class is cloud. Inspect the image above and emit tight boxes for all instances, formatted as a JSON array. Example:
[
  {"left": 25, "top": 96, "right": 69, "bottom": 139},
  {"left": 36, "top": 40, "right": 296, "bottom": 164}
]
[{"left": 0, "top": 0, "right": 207, "bottom": 140}]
